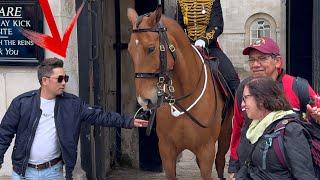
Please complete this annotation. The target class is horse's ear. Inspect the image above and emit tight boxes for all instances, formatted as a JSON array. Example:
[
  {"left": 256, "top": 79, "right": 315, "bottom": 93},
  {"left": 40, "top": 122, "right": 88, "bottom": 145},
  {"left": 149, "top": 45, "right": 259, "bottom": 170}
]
[
  {"left": 148, "top": 6, "right": 162, "bottom": 27},
  {"left": 127, "top": 8, "right": 138, "bottom": 26},
  {"left": 155, "top": 6, "right": 162, "bottom": 23}
]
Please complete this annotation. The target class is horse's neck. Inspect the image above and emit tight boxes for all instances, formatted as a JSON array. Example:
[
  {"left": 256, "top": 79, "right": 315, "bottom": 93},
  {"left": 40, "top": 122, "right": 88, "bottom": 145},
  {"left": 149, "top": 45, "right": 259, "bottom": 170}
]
[
  {"left": 163, "top": 18, "right": 205, "bottom": 98},
  {"left": 173, "top": 44, "right": 204, "bottom": 97}
]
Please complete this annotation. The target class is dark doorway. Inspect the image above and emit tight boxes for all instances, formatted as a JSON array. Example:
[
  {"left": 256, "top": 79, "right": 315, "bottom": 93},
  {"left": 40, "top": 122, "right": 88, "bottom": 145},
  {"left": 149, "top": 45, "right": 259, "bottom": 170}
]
[
  {"left": 286, "top": 0, "right": 313, "bottom": 84},
  {"left": 313, "top": 0, "right": 320, "bottom": 93},
  {"left": 78, "top": 0, "right": 166, "bottom": 178},
  {"left": 135, "top": 0, "right": 159, "bottom": 14},
  {"left": 135, "top": 0, "right": 163, "bottom": 172},
  {"left": 77, "top": 0, "right": 119, "bottom": 179}
]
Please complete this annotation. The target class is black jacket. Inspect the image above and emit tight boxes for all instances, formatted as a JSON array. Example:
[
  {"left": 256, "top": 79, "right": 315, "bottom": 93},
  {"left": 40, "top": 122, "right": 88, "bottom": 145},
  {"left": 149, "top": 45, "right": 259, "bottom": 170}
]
[
  {"left": 0, "top": 90, "right": 134, "bottom": 179},
  {"left": 236, "top": 114, "right": 316, "bottom": 180}
]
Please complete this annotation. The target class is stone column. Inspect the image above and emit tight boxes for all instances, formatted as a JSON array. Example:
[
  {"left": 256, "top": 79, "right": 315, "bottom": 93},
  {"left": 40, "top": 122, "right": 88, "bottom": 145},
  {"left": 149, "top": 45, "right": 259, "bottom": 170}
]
[
  {"left": 164, "top": 0, "right": 177, "bottom": 19},
  {"left": 280, "top": 0, "right": 287, "bottom": 69},
  {"left": 72, "top": 143, "right": 86, "bottom": 180}
]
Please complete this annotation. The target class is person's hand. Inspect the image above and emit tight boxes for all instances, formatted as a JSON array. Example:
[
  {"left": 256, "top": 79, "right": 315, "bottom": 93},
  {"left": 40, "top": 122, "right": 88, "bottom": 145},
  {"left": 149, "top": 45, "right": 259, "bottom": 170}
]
[
  {"left": 133, "top": 119, "right": 149, "bottom": 127},
  {"left": 195, "top": 39, "right": 206, "bottom": 48},
  {"left": 229, "top": 173, "right": 235, "bottom": 180},
  {"left": 307, "top": 104, "right": 320, "bottom": 123}
]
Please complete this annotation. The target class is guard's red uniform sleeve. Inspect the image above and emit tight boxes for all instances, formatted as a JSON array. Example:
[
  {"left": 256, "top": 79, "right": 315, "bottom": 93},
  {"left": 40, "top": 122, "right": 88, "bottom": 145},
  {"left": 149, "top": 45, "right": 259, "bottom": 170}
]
[{"left": 229, "top": 95, "right": 244, "bottom": 161}]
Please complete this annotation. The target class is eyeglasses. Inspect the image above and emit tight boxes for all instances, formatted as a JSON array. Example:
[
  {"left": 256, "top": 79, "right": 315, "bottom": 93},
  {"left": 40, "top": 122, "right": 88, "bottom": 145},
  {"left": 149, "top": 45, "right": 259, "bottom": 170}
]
[
  {"left": 248, "top": 55, "right": 273, "bottom": 66},
  {"left": 242, "top": 94, "right": 253, "bottom": 103},
  {"left": 46, "top": 75, "right": 69, "bottom": 83}
]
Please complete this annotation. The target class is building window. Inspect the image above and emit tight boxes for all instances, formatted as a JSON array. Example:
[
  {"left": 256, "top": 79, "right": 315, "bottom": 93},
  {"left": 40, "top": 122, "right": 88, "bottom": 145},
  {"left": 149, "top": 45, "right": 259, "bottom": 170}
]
[{"left": 250, "top": 19, "right": 271, "bottom": 44}]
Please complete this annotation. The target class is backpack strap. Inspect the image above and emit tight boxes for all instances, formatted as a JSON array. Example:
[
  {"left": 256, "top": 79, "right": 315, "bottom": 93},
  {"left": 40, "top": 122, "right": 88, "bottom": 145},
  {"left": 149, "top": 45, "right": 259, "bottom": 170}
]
[
  {"left": 261, "top": 119, "right": 292, "bottom": 170},
  {"left": 293, "top": 77, "right": 310, "bottom": 113},
  {"left": 272, "top": 119, "right": 295, "bottom": 170},
  {"left": 262, "top": 132, "right": 279, "bottom": 169},
  {"left": 244, "top": 141, "right": 259, "bottom": 169}
]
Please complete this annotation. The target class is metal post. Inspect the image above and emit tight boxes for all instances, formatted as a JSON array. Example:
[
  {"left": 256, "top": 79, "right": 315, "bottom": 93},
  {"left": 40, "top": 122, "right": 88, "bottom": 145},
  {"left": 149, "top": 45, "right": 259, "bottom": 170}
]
[
  {"left": 285, "top": 0, "right": 292, "bottom": 74},
  {"left": 114, "top": 0, "right": 122, "bottom": 163},
  {"left": 164, "top": 0, "right": 177, "bottom": 19},
  {"left": 313, "top": 0, "right": 320, "bottom": 93}
]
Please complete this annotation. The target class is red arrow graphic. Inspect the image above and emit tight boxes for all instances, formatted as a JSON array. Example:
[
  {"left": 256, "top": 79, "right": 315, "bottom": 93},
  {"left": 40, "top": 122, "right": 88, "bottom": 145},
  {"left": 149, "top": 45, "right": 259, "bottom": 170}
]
[{"left": 20, "top": 0, "right": 85, "bottom": 58}]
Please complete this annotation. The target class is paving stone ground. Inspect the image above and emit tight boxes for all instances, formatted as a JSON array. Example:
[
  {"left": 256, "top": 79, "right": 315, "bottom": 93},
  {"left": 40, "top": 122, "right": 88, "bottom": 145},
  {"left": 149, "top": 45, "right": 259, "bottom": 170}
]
[{"left": 107, "top": 150, "right": 231, "bottom": 180}]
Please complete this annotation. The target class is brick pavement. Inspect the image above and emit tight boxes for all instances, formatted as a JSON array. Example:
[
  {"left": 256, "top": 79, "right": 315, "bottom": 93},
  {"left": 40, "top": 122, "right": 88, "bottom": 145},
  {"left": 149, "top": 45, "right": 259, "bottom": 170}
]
[{"left": 107, "top": 150, "right": 230, "bottom": 180}]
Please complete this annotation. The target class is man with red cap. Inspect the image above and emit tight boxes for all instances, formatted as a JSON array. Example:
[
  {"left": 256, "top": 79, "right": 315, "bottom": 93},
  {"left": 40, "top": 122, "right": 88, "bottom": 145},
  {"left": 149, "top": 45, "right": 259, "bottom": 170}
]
[{"left": 228, "top": 37, "right": 320, "bottom": 178}]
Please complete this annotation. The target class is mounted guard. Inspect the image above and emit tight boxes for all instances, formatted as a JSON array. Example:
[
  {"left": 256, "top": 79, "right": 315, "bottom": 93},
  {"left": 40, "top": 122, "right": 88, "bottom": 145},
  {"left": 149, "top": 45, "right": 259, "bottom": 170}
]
[{"left": 177, "top": 0, "right": 239, "bottom": 101}]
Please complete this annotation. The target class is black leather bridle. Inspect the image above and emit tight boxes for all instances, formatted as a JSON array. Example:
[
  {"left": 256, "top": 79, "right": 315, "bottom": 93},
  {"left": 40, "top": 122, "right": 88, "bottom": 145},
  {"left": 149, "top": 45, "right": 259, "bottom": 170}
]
[
  {"left": 132, "top": 13, "right": 178, "bottom": 109},
  {"left": 132, "top": 13, "right": 208, "bottom": 132}
]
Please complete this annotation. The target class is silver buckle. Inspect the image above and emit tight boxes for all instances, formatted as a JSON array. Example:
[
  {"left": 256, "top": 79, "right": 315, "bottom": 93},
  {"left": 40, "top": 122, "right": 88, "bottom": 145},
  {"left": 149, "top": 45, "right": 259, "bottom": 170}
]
[
  {"left": 169, "top": 44, "right": 175, "bottom": 52},
  {"left": 158, "top": 77, "right": 165, "bottom": 83},
  {"left": 168, "top": 98, "right": 175, "bottom": 104},
  {"left": 159, "top": 44, "right": 165, "bottom": 52},
  {"left": 168, "top": 85, "right": 175, "bottom": 93}
]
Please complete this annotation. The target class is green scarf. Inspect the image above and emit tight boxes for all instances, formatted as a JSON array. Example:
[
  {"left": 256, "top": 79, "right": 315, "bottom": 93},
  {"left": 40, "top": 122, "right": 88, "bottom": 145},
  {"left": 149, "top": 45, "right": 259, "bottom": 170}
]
[{"left": 246, "top": 110, "right": 295, "bottom": 144}]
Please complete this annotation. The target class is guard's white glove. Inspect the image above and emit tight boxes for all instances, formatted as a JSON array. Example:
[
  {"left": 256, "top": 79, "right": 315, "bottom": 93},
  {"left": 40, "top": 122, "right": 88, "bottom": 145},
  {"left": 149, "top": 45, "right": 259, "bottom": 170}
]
[{"left": 195, "top": 39, "right": 206, "bottom": 48}]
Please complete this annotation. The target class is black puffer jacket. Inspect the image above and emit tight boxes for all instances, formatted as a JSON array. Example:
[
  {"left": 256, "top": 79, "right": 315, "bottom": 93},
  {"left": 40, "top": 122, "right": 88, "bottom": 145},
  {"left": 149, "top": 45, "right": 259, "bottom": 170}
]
[
  {"left": 236, "top": 114, "right": 316, "bottom": 180},
  {"left": 0, "top": 90, "right": 134, "bottom": 179}
]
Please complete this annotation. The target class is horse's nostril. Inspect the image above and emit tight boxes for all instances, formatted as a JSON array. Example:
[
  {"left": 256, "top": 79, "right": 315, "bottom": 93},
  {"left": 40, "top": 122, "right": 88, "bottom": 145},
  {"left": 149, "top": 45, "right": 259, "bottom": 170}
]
[
  {"left": 137, "top": 96, "right": 157, "bottom": 110},
  {"left": 145, "top": 99, "right": 152, "bottom": 105}
]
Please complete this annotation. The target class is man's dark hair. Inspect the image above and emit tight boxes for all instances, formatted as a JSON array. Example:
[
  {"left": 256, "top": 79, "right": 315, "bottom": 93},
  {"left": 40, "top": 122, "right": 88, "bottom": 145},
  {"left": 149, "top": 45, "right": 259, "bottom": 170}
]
[
  {"left": 38, "top": 57, "right": 64, "bottom": 84},
  {"left": 246, "top": 77, "right": 291, "bottom": 111}
]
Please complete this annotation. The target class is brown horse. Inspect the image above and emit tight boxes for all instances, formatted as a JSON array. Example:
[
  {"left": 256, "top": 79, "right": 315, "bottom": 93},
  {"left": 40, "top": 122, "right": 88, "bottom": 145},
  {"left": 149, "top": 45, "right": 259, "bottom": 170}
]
[{"left": 127, "top": 7, "right": 233, "bottom": 180}]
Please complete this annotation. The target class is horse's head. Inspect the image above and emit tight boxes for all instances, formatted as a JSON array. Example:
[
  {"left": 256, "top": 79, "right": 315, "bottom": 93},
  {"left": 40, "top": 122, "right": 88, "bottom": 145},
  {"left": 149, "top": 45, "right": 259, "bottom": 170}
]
[{"left": 127, "top": 7, "right": 176, "bottom": 110}]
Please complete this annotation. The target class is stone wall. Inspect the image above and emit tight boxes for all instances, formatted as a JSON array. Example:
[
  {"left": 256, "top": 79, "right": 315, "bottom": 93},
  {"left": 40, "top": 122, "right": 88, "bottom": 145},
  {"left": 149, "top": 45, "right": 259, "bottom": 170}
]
[{"left": 0, "top": 67, "right": 39, "bottom": 179}]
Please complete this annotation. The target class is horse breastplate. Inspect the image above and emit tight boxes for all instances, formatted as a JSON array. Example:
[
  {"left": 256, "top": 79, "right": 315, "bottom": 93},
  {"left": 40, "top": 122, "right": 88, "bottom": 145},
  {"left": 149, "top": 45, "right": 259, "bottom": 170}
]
[{"left": 179, "top": 0, "right": 214, "bottom": 41}]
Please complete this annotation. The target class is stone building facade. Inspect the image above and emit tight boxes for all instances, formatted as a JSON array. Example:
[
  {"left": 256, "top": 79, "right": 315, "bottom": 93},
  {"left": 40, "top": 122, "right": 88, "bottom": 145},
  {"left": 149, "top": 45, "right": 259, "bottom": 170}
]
[
  {"left": 164, "top": 0, "right": 282, "bottom": 79},
  {"left": 219, "top": 0, "right": 282, "bottom": 78}
]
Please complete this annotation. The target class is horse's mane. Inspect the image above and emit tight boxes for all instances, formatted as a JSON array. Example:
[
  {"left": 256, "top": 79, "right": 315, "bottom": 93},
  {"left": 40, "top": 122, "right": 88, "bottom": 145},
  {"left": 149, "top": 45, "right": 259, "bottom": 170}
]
[
  {"left": 160, "top": 15, "right": 192, "bottom": 48},
  {"left": 133, "top": 11, "right": 190, "bottom": 47}
]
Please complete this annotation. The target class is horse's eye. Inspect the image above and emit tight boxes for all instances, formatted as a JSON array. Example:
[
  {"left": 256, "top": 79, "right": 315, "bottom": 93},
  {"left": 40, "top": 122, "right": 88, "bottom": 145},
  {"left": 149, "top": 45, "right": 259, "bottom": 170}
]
[{"left": 147, "top": 47, "right": 155, "bottom": 54}]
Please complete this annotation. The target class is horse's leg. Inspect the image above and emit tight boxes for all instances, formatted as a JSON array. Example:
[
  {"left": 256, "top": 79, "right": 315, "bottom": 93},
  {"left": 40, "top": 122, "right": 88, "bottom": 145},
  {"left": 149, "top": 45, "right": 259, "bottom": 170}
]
[
  {"left": 159, "top": 140, "right": 178, "bottom": 180},
  {"left": 215, "top": 111, "right": 233, "bottom": 179},
  {"left": 196, "top": 142, "right": 216, "bottom": 180}
]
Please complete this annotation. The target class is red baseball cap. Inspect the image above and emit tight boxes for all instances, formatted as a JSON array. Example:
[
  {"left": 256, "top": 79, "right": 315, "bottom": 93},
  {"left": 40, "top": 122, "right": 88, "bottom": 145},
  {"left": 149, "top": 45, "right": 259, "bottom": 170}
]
[{"left": 243, "top": 37, "right": 280, "bottom": 55}]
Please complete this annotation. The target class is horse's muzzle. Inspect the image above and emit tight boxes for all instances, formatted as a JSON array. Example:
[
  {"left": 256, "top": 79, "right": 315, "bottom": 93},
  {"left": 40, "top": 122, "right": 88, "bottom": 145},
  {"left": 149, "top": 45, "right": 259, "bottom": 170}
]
[{"left": 137, "top": 96, "right": 158, "bottom": 110}]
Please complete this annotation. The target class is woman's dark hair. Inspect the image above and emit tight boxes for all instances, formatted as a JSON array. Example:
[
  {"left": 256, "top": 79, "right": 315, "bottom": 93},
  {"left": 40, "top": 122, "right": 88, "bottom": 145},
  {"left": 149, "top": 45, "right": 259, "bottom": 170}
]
[
  {"left": 245, "top": 77, "right": 291, "bottom": 111},
  {"left": 38, "top": 57, "right": 64, "bottom": 84}
]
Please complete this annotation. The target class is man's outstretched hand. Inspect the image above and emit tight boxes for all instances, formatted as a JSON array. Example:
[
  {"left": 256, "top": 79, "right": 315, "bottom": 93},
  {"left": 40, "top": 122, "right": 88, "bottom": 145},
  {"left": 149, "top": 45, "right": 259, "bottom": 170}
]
[{"left": 133, "top": 119, "right": 149, "bottom": 127}]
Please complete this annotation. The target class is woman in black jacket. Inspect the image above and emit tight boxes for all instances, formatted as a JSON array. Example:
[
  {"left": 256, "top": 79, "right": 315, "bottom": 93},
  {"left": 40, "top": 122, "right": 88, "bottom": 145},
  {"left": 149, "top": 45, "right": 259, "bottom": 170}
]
[{"left": 236, "top": 77, "right": 316, "bottom": 179}]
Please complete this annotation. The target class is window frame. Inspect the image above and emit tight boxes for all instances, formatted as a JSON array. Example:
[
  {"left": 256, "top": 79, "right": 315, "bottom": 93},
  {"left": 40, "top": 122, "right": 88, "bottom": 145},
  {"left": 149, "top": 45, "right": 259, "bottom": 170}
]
[{"left": 250, "top": 19, "right": 272, "bottom": 44}]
